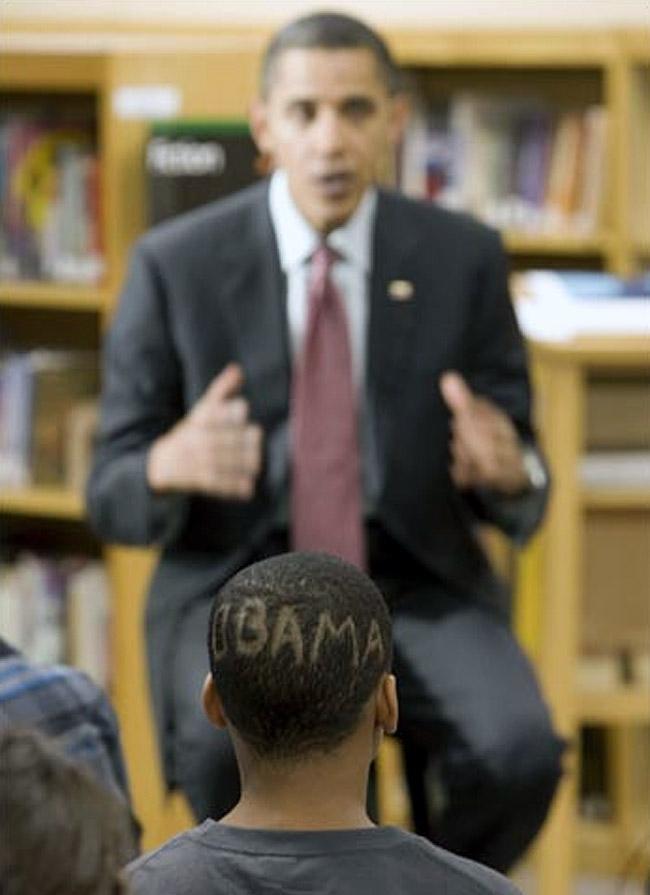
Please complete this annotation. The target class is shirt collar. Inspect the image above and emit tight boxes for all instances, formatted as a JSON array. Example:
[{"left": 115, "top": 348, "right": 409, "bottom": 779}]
[{"left": 269, "top": 169, "right": 376, "bottom": 272}]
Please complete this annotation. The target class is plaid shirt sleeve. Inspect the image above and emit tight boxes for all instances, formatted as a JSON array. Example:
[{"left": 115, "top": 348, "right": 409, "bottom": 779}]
[{"left": 0, "top": 655, "right": 132, "bottom": 804}]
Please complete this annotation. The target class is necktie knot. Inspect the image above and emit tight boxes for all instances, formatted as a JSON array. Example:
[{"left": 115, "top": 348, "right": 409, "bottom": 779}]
[{"left": 310, "top": 243, "right": 339, "bottom": 281}]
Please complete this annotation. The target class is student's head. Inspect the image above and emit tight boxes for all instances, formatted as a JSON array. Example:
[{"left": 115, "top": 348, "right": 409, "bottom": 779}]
[
  {"left": 0, "top": 727, "right": 133, "bottom": 895},
  {"left": 251, "top": 12, "right": 407, "bottom": 234},
  {"left": 203, "top": 552, "right": 396, "bottom": 766}
]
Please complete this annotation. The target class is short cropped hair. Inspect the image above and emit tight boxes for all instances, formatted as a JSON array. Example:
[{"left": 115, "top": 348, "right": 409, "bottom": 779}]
[
  {"left": 260, "top": 12, "right": 401, "bottom": 97},
  {"left": 0, "top": 727, "right": 134, "bottom": 895},
  {"left": 207, "top": 552, "right": 392, "bottom": 760}
]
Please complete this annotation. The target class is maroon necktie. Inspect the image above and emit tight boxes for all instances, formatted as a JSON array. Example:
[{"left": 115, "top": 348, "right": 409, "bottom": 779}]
[{"left": 290, "top": 244, "right": 365, "bottom": 568}]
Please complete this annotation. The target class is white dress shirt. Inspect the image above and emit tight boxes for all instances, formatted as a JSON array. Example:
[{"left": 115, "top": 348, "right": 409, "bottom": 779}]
[{"left": 268, "top": 168, "right": 377, "bottom": 390}]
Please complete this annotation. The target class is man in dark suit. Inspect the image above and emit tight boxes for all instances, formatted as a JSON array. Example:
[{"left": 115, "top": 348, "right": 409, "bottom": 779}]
[{"left": 87, "top": 12, "right": 563, "bottom": 872}]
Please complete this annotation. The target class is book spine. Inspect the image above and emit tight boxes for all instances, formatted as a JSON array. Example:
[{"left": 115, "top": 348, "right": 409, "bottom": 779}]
[
  {"left": 0, "top": 553, "right": 111, "bottom": 687},
  {"left": 396, "top": 93, "right": 609, "bottom": 241},
  {"left": 574, "top": 105, "right": 608, "bottom": 234},
  {"left": 0, "top": 111, "right": 102, "bottom": 284},
  {"left": 0, "top": 354, "right": 34, "bottom": 488}
]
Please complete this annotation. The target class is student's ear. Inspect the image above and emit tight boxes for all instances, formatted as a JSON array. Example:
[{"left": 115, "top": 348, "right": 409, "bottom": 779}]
[
  {"left": 201, "top": 672, "right": 227, "bottom": 729},
  {"left": 375, "top": 673, "right": 398, "bottom": 735}
]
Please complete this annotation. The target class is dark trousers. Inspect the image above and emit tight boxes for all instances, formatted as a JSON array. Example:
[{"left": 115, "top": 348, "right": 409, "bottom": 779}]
[{"left": 170, "top": 526, "right": 564, "bottom": 872}]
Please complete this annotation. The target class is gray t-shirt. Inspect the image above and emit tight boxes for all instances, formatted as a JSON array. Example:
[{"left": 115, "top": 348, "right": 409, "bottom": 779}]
[{"left": 127, "top": 821, "right": 522, "bottom": 894}]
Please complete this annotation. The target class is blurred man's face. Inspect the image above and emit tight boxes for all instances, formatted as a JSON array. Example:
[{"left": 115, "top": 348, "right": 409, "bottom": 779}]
[{"left": 252, "top": 47, "right": 404, "bottom": 234}]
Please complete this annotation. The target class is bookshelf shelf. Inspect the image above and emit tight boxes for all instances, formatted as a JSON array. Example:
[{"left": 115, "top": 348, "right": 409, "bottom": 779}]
[
  {"left": 533, "top": 333, "right": 650, "bottom": 892},
  {"left": 577, "top": 686, "right": 650, "bottom": 724},
  {"left": 503, "top": 231, "right": 613, "bottom": 256},
  {"left": 390, "top": 29, "right": 616, "bottom": 68},
  {"left": 0, "top": 281, "right": 108, "bottom": 312},
  {"left": 530, "top": 335, "right": 650, "bottom": 367},
  {"left": 0, "top": 51, "right": 105, "bottom": 91},
  {"left": 634, "top": 237, "right": 650, "bottom": 256},
  {"left": 0, "top": 486, "right": 84, "bottom": 519},
  {"left": 581, "top": 488, "right": 650, "bottom": 511}
]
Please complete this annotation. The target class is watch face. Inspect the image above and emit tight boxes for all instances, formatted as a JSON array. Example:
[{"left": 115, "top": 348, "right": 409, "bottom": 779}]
[{"left": 523, "top": 450, "right": 546, "bottom": 489}]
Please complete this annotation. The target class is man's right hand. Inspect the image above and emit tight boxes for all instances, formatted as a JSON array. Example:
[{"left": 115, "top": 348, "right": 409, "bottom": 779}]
[{"left": 146, "top": 363, "right": 263, "bottom": 500}]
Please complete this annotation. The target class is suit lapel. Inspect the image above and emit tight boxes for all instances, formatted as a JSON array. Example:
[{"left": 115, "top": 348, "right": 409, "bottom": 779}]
[
  {"left": 221, "top": 187, "right": 290, "bottom": 429},
  {"left": 367, "top": 191, "right": 421, "bottom": 401}
]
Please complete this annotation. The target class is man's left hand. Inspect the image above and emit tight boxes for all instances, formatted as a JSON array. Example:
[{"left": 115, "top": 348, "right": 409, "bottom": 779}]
[{"left": 439, "top": 371, "right": 529, "bottom": 495}]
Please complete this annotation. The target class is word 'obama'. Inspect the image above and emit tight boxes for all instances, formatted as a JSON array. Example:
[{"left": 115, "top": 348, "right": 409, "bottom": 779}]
[{"left": 212, "top": 598, "right": 385, "bottom": 668}]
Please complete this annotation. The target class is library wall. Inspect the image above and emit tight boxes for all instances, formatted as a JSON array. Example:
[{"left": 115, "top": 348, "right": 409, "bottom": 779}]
[{"left": 4, "top": 0, "right": 650, "bottom": 27}]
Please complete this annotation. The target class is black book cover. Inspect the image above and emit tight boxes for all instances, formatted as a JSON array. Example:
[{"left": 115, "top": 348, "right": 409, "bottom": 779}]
[{"left": 145, "top": 120, "right": 261, "bottom": 226}]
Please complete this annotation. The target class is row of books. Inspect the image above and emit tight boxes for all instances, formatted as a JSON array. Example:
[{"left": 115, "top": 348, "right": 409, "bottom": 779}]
[
  {"left": 398, "top": 95, "right": 608, "bottom": 236},
  {"left": 0, "top": 553, "right": 110, "bottom": 687},
  {"left": 0, "top": 113, "right": 105, "bottom": 284},
  {"left": 0, "top": 95, "right": 612, "bottom": 289},
  {"left": 0, "top": 349, "right": 99, "bottom": 489}
]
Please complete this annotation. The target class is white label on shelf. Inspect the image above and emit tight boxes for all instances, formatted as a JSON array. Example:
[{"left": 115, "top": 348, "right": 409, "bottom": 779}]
[{"left": 112, "top": 85, "right": 182, "bottom": 120}]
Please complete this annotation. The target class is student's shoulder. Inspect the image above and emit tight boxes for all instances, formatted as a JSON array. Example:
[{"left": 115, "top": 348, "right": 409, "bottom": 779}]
[
  {"left": 392, "top": 829, "right": 521, "bottom": 895},
  {"left": 126, "top": 823, "right": 214, "bottom": 892}
]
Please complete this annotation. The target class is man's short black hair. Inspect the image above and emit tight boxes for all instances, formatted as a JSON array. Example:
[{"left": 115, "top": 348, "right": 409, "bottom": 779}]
[
  {"left": 0, "top": 727, "right": 134, "bottom": 895},
  {"left": 207, "top": 552, "right": 392, "bottom": 760},
  {"left": 260, "top": 11, "right": 401, "bottom": 97}
]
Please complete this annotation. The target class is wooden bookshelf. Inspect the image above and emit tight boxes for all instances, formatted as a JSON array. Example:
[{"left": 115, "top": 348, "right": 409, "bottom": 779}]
[
  {"left": 577, "top": 725, "right": 650, "bottom": 878},
  {"left": 503, "top": 231, "right": 614, "bottom": 256},
  {"left": 530, "top": 335, "right": 650, "bottom": 893},
  {"left": 0, "top": 486, "right": 84, "bottom": 519},
  {"left": 1, "top": 22, "right": 649, "bottom": 887},
  {"left": 581, "top": 488, "right": 650, "bottom": 511},
  {"left": 617, "top": 34, "right": 649, "bottom": 275},
  {"left": 389, "top": 28, "right": 618, "bottom": 67},
  {"left": 578, "top": 687, "right": 650, "bottom": 725},
  {"left": 578, "top": 820, "right": 629, "bottom": 878},
  {"left": 635, "top": 237, "right": 650, "bottom": 256},
  {"left": 0, "top": 282, "right": 108, "bottom": 312},
  {"left": 0, "top": 51, "right": 107, "bottom": 90},
  {"left": 531, "top": 334, "right": 650, "bottom": 365}
]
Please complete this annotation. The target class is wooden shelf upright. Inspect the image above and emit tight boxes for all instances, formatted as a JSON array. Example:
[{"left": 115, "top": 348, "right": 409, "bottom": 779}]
[{"left": 529, "top": 336, "right": 650, "bottom": 894}]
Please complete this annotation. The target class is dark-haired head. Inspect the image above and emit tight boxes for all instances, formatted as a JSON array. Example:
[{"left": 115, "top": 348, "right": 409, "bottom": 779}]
[
  {"left": 0, "top": 727, "right": 134, "bottom": 895},
  {"left": 260, "top": 11, "right": 401, "bottom": 97},
  {"left": 205, "top": 552, "right": 393, "bottom": 762}
]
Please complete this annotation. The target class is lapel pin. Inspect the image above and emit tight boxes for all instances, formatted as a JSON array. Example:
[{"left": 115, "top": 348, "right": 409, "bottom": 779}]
[{"left": 388, "top": 279, "right": 414, "bottom": 301}]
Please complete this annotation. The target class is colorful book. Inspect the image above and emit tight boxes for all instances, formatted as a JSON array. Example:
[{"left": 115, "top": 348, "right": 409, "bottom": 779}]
[
  {"left": 0, "top": 111, "right": 104, "bottom": 284},
  {"left": 29, "top": 350, "right": 99, "bottom": 486},
  {"left": 0, "top": 353, "right": 34, "bottom": 488},
  {"left": 0, "top": 553, "right": 111, "bottom": 686},
  {"left": 66, "top": 561, "right": 110, "bottom": 687},
  {"left": 0, "top": 350, "right": 99, "bottom": 487},
  {"left": 395, "top": 94, "right": 608, "bottom": 237}
]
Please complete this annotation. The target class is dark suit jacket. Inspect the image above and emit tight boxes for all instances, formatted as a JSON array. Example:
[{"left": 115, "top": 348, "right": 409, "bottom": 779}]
[{"left": 87, "top": 180, "right": 547, "bottom": 783}]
